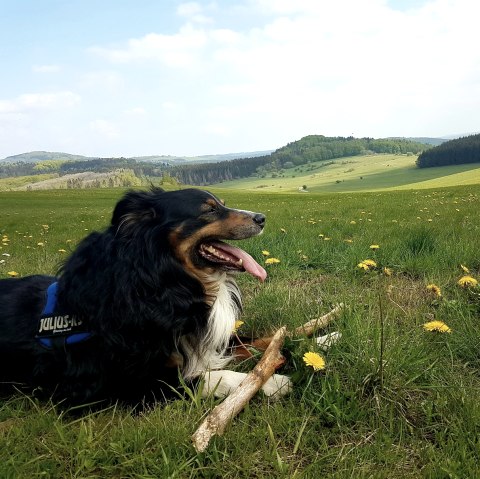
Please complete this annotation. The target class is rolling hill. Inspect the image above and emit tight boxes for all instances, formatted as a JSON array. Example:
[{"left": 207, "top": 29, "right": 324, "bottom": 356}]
[
  {"left": 0, "top": 150, "right": 273, "bottom": 165},
  {"left": 212, "top": 154, "right": 480, "bottom": 193}
]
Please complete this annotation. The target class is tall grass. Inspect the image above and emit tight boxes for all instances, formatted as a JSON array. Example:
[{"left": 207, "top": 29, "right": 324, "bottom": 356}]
[{"left": 1, "top": 185, "right": 480, "bottom": 478}]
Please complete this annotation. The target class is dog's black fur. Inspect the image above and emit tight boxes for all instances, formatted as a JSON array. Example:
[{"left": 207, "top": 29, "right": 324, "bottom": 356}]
[{"left": 0, "top": 188, "right": 266, "bottom": 407}]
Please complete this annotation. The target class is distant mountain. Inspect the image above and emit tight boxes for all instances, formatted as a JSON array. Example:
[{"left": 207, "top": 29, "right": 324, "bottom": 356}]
[
  {"left": 406, "top": 137, "right": 448, "bottom": 146},
  {"left": 0, "top": 151, "right": 94, "bottom": 163},
  {"left": 1, "top": 150, "right": 274, "bottom": 165}
]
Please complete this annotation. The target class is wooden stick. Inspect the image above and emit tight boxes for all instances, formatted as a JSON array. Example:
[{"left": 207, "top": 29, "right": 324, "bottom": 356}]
[
  {"left": 192, "top": 326, "right": 287, "bottom": 453},
  {"left": 293, "top": 302, "right": 344, "bottom": 336},
  {"left": 248, "top": 303, "right": 344, "bottom": 351}
]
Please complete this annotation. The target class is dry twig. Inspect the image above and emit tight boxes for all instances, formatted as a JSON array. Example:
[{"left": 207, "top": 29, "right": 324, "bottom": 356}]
[
  {"left": 248, "top": 303, "right": 344, "bottom": 351},
  {"left": 192, "top": 326, "right": 287, "bottom": 453}
]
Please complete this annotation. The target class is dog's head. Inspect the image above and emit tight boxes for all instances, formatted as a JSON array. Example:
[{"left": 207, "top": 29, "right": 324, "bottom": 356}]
[{"left": 111, "top": 188, "right": 267, "bottom": 282}]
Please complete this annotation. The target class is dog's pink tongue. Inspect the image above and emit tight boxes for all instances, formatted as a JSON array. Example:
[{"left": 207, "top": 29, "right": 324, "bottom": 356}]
[{"left": 212, "top": 242, "right": 267, "bottom": 282}]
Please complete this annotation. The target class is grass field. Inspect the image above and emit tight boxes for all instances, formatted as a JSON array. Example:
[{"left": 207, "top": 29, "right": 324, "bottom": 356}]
[
  {"left": 1, "top": 185, "right": 480, "bottom": 478},
  {"left": 214, "top": 154, "right": 480, "bottom": 193}
]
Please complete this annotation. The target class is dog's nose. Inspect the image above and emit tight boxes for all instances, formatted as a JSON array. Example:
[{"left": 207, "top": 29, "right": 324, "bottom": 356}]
[{"left": 253, "top": 213, "right": 266, "bottom": 227}]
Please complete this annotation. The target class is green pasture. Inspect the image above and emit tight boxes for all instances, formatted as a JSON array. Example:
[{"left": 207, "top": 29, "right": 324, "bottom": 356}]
[
  {"left": 215, "top": 154, "right": 480, "bottom": 193},
  {"left": 1, "top": 185, "right": 480, "bottom": 478}
]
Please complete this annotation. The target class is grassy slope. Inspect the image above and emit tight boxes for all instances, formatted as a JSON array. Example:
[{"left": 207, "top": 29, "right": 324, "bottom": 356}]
[
  {"left": 214, "top": 154, "right": 480, "bottom": 193},
  {"left": 1, "top": 186, "right": 480, "bottom": 478}
]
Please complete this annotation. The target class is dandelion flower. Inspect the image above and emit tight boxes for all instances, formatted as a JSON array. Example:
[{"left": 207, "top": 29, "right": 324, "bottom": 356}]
[
  {"left": 383, "top": 267, "right": 393, "bottom": 276},
  {"left": 357, "top": 259, "right": 377, "bottom": 271},
  {"left": 370, "top": 244, "right": 380, "bottom": 250},
  {"left": 303, "top": 352, "right": 326, "bottom": 371},
  {"left": 350, "top": 221, "right": 356, "bottom": 225},
  {"left": 458, "top": 276, "right": 478, "bottom": 288},
  {"left": 7, "top": 271, "right": 19, "bottom": 277},
  {"left": 460, "top": 264, "right": 470, "bottom": 274},
  {"left": 265, "top": 257, "right": 281, "bottom": 265},
  {"left": 426, "top": 284, "right": 442, "bottom": 297},
  {"left": 58, "top": 249, "right": 67, "bottom": 253},
  {"left": 37, "top": 242, "right": 44, "bottom": 247},
  {"left": 232, "top": 320, "right": 244, "bottom": 333},
  {"left": 280, "top": 228, "right": 287, "bottom": 234},
  {"left": 423, "top": 321, "right": 452, "bottom": 333},
  {"left": 262, "top": 250, "right": 270, "bottom": 256}
]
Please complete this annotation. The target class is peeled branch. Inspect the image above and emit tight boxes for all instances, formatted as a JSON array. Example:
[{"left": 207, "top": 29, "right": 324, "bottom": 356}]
[{"left": 192, "top": 326, "right": 287, "bottom": 453}]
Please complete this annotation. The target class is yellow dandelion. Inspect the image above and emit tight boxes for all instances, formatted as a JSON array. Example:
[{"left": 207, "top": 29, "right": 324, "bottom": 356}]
[
  {"left": 350, "top": 220, "right": 356, "bottom": 225},
  {"left": 324, "top": 237, "right": 331, "bottom": 241},
  {"left": 383, "top": 267, "right": 393, "bottom": 276},
  {"left": 58, "top": 249, "right": 67, "bottom": 253},
  {"left": 370, "top": 244, "right": 380, "bottom": 250},
  {"left": 423, "top": 321, "right": 452, "bottom": 333},
  {"left": 232, "top": 320, "right": 244, "bottom": 333},
  {"left": 265, "top": 257, "right": 281, "bottom": 265},
  {"left": 280, "top": 228, "right": 287, "bottom": 234},
  {"left": 66, "top": 239, "right": 72, "bottom": 243},
  {"left": 303, "top": 352, "right": 326, "bottom": 371},
  {"left": 426, "top": 284, "right": 442, "bottom": 297},
  {"left": 357, "top": 259, "right": 377, "bottom": 271},
  {"left": 262, "top": 250, "right": 270, "bottom": 256},
  {"left": 344, "top": 239, "right": 353, "bottom": 243},
  {"left": 7, "top": 271, "right": 19, "bottom": 277},
  {"left": 460, "top": 264, "right": 470, "bottom": 274},
  {"left": 458, "top": 276, "right": 478, "bottom": 288},
  {"left": 318, "top": 234, "right": 324, "bottom": 238},
  {"left": 37, "top": 242, "right": 44, "bottom": 247}
]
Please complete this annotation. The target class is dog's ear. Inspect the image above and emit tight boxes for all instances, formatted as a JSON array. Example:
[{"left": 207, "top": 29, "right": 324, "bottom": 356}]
[{"left": 111, "top": 189, "right": 164, "bottom": 228}]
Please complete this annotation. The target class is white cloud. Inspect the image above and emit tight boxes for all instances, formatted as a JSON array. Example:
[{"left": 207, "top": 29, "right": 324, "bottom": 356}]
[
  {"left": 0, "top": 91, "right": 80, "bottom": 114},
  {"left": 124, "top": 107, "right": 147, "bottom": 115},
  {"left": 90, "top": 26, "right": 208, "bottom": 68},
  {"left": 80, "top": 71, "right": 125, "bottom": 91},
  {"left": 177, "top": 1, "right": 213, "bottom": 23},
  {"left": 89, "top": 119, "right": 119, "bottom": 140},
  {"left": 32, "top": 64, "right": 61, "bottom": 73}
]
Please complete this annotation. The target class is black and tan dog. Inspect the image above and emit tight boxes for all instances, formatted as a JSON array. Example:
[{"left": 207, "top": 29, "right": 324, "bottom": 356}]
[{"left": 0, "top": 188, "right": 291, "bottom": 407}]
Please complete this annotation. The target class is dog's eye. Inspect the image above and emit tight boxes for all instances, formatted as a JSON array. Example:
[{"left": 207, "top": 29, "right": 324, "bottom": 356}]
[{"left": 207, "top": 205, "right": 217, "bottom": 213}]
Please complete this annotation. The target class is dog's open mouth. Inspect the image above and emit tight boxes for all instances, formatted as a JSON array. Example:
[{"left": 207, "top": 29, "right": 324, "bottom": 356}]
[{"left": 198, "top": 241, "right": 267, "bottom": 281}]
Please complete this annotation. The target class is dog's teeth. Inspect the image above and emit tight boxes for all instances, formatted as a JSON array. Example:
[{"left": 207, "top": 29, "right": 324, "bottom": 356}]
[{"left": 237, "top": 259, "right": 243, "bottom": 266}]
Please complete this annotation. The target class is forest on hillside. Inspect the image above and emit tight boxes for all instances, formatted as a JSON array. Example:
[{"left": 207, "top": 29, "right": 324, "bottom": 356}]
[
  {"left": 416, "top": 134, "right": 480, "bottom": 168},
  {"left": 168, "top": 136, "right": 429, "bottom": 185},
  {"left": 0, "top": 136, "right": 430, "bottom": 187}
]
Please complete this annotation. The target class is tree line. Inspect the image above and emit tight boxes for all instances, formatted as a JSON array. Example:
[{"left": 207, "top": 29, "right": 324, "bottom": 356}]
[
  {"left": 416, "top": 134, "right": 480, "bottom": 168},
  {"left": 168, "top": 135, "right": 429, "bottom": 185},
  {"left": 0, "top": 135, "right": 431, "bottom": 187}
]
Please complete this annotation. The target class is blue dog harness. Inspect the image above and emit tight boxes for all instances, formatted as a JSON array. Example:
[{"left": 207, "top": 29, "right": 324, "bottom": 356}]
[{"left": 36, "top": 282, "right": 92, "bottom": 349}]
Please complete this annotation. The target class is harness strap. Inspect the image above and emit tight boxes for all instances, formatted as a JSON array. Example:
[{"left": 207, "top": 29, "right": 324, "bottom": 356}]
[{"left": 36, "top": 282, "right": 93, "bottom": 349}]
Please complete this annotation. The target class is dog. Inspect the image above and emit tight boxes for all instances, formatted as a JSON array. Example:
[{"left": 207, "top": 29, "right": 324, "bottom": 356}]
[{"left": 0, "top": 188, "right": 291, "bottom": 407}]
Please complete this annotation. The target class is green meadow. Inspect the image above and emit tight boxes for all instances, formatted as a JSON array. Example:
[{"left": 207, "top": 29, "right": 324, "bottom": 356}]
[
  {"left": 215, "top": 154, "right": 480, "bottom": 193},
  {"left": 1, "top": 184, "right": 480, "bottom": 478}
]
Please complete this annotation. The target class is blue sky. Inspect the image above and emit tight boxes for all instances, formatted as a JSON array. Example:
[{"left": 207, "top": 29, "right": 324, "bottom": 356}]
[{"left": 1, "top": 0, "right": 479, "bottom": 158}]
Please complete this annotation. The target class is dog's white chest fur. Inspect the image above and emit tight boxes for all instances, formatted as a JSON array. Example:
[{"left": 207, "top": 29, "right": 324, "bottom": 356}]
[{"left": 180, "top": 274, "right": 239, "bottom": 379}]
